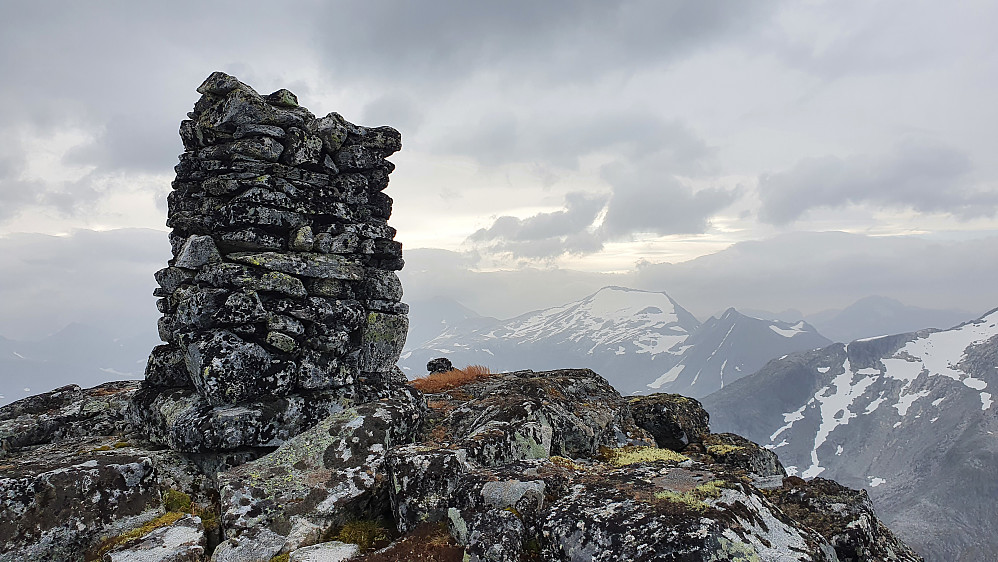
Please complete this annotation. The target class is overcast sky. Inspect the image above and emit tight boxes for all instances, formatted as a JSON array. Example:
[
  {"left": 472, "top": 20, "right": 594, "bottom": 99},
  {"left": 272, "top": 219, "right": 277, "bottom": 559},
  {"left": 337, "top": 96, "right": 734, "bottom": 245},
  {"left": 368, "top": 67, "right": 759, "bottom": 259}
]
[{"left": 1, "top": 0, "right": 997, "bottom": 340}]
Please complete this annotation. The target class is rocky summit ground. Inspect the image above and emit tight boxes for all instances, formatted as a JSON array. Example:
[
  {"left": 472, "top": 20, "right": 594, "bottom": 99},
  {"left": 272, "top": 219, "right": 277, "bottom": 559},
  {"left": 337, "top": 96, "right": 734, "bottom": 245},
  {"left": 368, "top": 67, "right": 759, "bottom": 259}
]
[{"left": 0, "top": 369, "right": 921, "bottom": 561}]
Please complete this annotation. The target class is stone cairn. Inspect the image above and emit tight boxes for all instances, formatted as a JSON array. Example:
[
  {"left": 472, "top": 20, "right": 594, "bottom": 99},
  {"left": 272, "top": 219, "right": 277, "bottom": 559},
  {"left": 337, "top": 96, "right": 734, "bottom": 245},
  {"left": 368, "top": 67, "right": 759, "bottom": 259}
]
[{"left": 131, "top": 72, "right": 409, "bottom": 454}]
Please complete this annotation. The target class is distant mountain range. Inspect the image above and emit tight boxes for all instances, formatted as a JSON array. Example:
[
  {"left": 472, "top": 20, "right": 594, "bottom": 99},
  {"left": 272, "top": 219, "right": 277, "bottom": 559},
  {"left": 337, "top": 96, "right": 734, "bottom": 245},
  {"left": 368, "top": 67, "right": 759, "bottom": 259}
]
[
  {"left": 805, "top": 295, "right": 972, "bottom": 343},
  {"left": 3, "top": 287, "right": 974, "bottom": 409},
  {"left": 701, "top": 308, "right": 998, "bottom": 562},
  {"left": 0, "top": 323, "right": 158, "bottom": 407},
  {"left": 400, "top": 286, "right": 831, "bottom": 397},
  {"left": 648, "top": 307, "right": 831, "bottom": 397}
]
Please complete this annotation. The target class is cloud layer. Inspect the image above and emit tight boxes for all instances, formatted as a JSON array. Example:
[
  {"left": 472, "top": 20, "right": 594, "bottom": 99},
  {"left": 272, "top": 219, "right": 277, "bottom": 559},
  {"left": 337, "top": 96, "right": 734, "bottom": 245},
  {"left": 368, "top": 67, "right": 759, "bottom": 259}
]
[{"left": 759, "top": 141, "right": 994, "bottom": 225}]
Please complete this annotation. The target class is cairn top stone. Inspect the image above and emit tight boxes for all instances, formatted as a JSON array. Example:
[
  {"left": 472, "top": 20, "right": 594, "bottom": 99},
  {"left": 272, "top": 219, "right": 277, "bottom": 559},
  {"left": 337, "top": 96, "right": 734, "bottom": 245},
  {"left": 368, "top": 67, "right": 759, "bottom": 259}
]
[{"left": 131, "top": 72, "right": 410, "bottom": 454}]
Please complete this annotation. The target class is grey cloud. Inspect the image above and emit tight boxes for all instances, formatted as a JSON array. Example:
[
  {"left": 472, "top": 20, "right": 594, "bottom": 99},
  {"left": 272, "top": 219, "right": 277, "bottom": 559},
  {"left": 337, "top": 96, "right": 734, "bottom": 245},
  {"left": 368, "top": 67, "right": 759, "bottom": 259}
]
[
  {"left": 0, "top": 179, "right": 39, "bottom": 223},
  {"left": 468, "top": 192, "right": 608, "bottom": 259},
  {"left": 442, "top": 110, "right": 723, "bottom": 257},
  {"left": 770, "top": 1, "right": 998, "bottom": 81},
  {"left": 0, "top": 125, "right": 107, "bottom": 222},
  {"left": 405, "top": 232, "right": 998, "bottom": 325},
  {"left": 442, "top": 111, "right": 711, "bottom": 171},
  {"left": 318, "top": 1, "right": 774, "bottom": 87},
  {"left": 64, "top": 114, "right": 185, "bottom": 173},
  {"left": 631, "top": 231, "right": 998, "bottom": 319},
  {"left": 0, "top": 1, "right": 320, "bottom": 221},
  {"left": 361, "top": 94, "right": 425, "bottom": 136},
  {"left": 471, "top": 192, "right": 607, "bottom": 240},
  {"left": 399, "top": 248, "right": 623, "bottom": 320},
  {"left": 466, "top": 160, "right": 742, "bottom": 259},
  {"left": 599, "top": 163, "right": 741, "bottom": 238},
  {"left": 758, "top": 141, "right": 994, "bottom": 225},
  {"left": 36, "top": 177, "right": 105, "bottom": 218},
  {"left": 0, "top": 228, "right": 170, "bottom": 339},
  {"left": 0, "top": 135, "right": 36, "bottom": 222}
]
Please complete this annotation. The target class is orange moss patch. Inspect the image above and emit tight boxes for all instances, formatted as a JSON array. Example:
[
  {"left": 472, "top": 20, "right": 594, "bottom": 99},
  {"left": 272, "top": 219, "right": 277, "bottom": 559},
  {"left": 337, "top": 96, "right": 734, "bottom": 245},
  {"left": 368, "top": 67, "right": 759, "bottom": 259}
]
[{"left": 410, "top": 365, "right": 494, "bottom": 393}]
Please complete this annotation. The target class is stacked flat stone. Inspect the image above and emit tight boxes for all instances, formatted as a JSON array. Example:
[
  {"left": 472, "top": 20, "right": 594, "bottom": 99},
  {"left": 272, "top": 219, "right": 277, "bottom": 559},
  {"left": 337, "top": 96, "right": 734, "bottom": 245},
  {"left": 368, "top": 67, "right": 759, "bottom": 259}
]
[{"left": 131, "top": 72, "right": 409, "bottom": 453}]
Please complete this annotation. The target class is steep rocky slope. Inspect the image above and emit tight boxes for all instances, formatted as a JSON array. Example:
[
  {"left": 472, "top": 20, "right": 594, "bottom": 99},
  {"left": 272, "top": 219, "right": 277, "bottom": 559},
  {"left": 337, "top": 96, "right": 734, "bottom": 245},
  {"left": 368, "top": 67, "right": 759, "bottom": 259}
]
[
  {"left": 702, "top": 308, "right": 998, "bottom": 561},
  {"left": 647, "top": 308, "right": 830, "bottom": 398}
]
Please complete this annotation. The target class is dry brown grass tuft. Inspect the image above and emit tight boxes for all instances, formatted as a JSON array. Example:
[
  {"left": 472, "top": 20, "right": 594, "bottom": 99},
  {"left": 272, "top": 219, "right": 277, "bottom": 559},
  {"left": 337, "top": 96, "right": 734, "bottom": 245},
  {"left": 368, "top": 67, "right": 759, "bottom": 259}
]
[{"left": 409, "top": 365, "right": 494, "bottom": 393}]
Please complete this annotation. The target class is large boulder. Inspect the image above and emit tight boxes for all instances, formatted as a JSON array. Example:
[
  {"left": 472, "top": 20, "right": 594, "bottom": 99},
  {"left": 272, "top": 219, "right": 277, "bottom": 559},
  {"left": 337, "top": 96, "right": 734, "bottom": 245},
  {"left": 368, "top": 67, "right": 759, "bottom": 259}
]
[
  {"left": 628, "top": 393, "right": 710, "bottom": 451},
  {"left": 217, "top": 386, "right": 424, "bottom": 553},
  {"left": 429, "top": 368, "right": 655, "bottom": 464},
  {"left": 0, "top": 382, "right": 216, "bottom": 561},
  {"left": 0, "top": 442, "right": 162, "bottom": 562},
  {"left": 0, "top": 381, "right": 138, "bottom": 456}
]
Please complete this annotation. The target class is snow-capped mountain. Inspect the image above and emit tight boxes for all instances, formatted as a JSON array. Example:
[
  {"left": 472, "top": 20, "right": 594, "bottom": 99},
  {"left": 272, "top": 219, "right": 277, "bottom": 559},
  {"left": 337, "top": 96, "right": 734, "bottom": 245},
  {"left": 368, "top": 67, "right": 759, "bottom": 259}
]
[
  {"left": 702, "top": 308, "right": 998, "bottom": 562},
  {"left": 400, "top": 286, "right": 830, "bottom": 397},
  {"left": 400, "top": 286, "right": 700, "bottom": 394},
  {"left": 404, "top": 296, "right": 488, "bottom": 350},
  {"left": 649, "top": 308, "right": 830, "bottom": 397}
]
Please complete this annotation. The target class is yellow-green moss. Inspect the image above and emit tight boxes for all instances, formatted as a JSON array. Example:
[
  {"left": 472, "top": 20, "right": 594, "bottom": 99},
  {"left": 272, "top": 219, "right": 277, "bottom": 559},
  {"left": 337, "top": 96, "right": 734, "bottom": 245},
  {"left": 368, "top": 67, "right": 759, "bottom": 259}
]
[
  {"left": 162, "top": 489, "right": 193, "bottom": 513},
  {"left": 268, "top": 554, "right": 290, "bottom": 562},
  {"left": 707, "top": 444, "right": 745, "bottom": 456},
  {"left": 503, "top": 506, "right": 523, "bottom": 520},
  {"left": 549, "top": 455, "right": 583, "bottom": 470},
  {"left": 89, "top": 511, "right": 185, "bottom": 559},
  {"left": 193, "top": 503, "right": 220, "bottom": 532},
  {"left": 654, "top": 490, "right": 711, "bottom": 512},
  {"left": 653, "top": 480, "right": 727, "bottom": 512},
  {"left": 602, "top": 446, "right": 688, "bottom": 467},
  {"left": 694, "top": 480, "right": 726, "bottom": 499}
]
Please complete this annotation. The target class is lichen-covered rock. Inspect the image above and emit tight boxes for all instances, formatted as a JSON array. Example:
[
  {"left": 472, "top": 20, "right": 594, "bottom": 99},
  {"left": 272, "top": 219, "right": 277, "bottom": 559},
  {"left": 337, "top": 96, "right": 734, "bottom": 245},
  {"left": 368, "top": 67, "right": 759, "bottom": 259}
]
[
  {"left": 0, "top": 381, "right": 138, "bottom": 456},
  {"left": 385, "top": 444, "right": 479, "bottom": 534},
  {"left": 370, "top": 368, "right": 916, "bottom": 561},
  {"left": 130, "top": 385, "right": 356, "bottom": 453},
  {"left": 767, "top": 476, "right": 923, "bottom": 562},
  {"left": 426, "top": 357, "right": 452, "bottom": 374},
  {"left": 210, "top": 526, "right": 286, "bottom": 562},
  {"left": 217, "top": 387, "right": 424, "bottom": 551},
  {"left": 0, "top": 442, "right": 161, "bottom": 562},
  {"left": 540, "top": 465, "right": 838, "bottom": 562},
  {"left": 628, "top": 393, "right": 710, "bottom": 451},
  {"left": 3, "top": 366, "right": 919, "bottom": 562},
  {"left": 0, "top": 380, "right": 223, "bottom": 562},
  {"left": 288, "top": 541, "right": 360, "bottom": 561},
  {"left": 703, "top": 432, "right": 785, "bottom": 478},
  {"left": 102, "top": 514, "right": 206, "bottom": 562},
  {"left": 136, "top": 71, "right": 407, "bottom": 454},
  {"left": 429, "top": 369, "right": 654, "bottom": 465}
]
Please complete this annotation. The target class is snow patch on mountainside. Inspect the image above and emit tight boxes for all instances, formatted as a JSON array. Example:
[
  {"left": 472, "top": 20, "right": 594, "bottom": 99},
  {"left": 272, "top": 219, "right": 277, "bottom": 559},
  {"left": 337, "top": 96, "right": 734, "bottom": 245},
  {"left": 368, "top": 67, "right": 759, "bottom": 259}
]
[
  {"left": 770, "top": 322, "right": 807, "bottom": 337},
  {"left": 648, "top": 363, "right": 685, "bottom": 389},
  {"left": 800, "top": 358, "right": 878, "bottom": 478},
  {"left": 770, "top": 309, "right": 998, "bottom": 479}
]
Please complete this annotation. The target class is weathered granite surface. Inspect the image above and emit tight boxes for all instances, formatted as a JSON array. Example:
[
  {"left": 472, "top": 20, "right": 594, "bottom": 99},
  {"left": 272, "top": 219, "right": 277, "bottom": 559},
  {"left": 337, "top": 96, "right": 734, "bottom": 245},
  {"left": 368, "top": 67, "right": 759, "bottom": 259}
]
[
  {"left": 130, "top": 72, "right": 408, "bottom": 454},
  {"left": 0, "top": 369, "right": 922, "bottom": 561}
]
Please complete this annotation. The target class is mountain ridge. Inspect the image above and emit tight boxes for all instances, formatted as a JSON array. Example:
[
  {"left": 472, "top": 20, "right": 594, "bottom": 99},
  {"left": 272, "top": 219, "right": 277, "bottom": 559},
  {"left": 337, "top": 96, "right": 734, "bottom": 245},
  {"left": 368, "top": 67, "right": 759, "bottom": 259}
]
[
  {"left": 701, "top": 306, "right": 998, "bottom": 561},
  {"left": 401, "top": 285, "right": 832, "bottom": 397}
]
